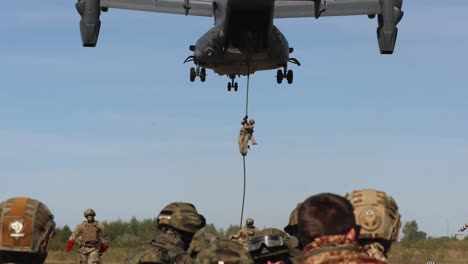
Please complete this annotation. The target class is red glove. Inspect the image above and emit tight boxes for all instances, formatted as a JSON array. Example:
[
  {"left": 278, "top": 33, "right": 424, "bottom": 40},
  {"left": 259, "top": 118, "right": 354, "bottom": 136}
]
[
  {"left": 65, "top": 240, "right": 74, "bottom": 252},
  {"left": 102, "top": 243, "right": 108, "bottom": 252}
]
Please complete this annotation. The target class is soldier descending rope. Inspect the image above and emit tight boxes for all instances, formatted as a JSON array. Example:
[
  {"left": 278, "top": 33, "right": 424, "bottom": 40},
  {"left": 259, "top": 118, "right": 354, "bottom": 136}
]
[{"left": 238, "top": 116, "right": 257, "bottom": 156}]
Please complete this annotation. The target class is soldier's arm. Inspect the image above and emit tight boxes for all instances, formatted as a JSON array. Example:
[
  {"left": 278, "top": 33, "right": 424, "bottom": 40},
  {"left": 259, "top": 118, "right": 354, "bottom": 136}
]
[
  {"left": 68, "top": 224, "right": 82, "bottom": 241},
  {"left": 97, "top": 222, "right": 109, "bottom": 245},
  {"left": 66, "top": 224, "right": 82, "bottom": 251}
]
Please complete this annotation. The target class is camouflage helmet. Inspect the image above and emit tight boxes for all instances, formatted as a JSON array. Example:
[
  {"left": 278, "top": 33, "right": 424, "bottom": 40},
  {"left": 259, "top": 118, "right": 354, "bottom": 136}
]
[
  {"left": 156, "top": 202, "right": 206, "bottom": 234},
  {"left": 0, "top": 197, "right": 56, "bottom": 262},
  {"left": 194, "top": 239, "right": 254, "bottom": 264},
  {"left": 246, "top": 218, "right": 254, "bottom": 226},
  {"left": 284, "top": 203, "right": 301, "bottom": 236},
  {"left": 249, "top": 119, "right": 255, "bottom": 124},
  {"left": 83, "top": 208, "right": 96, "bottom": 217},
  {"left": 188, "top": 231, "right": 218, "bottom": 258},
  {"left": 345, "top": 189, "right": 401, "bottom": 243}
]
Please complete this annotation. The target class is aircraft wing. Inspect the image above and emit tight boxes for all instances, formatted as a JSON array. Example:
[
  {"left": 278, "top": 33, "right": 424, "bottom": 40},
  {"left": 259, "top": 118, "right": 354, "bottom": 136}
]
[
  {"left": 274, "top": 0, "right": 381, "bottom": 18},
  {"left": 101, "top": 0, "right": 213, "bottom": 17}
]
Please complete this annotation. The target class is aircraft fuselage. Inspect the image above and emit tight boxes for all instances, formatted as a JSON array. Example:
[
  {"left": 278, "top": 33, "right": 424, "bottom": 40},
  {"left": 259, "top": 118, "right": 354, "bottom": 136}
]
[{"left": 193, "top": 0, "right": 290, "bottom": 76}]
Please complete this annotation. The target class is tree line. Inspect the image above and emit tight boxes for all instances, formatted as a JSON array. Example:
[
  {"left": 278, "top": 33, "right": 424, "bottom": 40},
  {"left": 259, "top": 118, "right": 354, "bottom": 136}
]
[
  {"left": 49, "top": 217, "right": 241, "bottom": 251},
  {"left": 49, "top": 218, "right": 467, "bottom": 251}
]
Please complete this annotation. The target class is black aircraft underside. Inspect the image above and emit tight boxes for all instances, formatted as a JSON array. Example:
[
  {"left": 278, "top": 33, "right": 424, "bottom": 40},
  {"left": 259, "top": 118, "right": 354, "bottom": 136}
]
[{"left": 76, "top": 0, "right": 404, "bottom": 91}]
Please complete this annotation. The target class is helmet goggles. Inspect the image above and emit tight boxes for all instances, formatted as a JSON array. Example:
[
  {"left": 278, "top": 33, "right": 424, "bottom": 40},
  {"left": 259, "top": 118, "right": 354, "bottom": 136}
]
[{"left": 248, "top": 235, "right": 284, "bottom": 252}]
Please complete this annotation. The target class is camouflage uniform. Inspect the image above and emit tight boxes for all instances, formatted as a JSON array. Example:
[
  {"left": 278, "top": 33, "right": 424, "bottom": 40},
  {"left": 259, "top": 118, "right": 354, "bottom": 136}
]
[
  {"left": 345, "top": 189, "right": 401, "bottom": 263},
  {"left": 125, "top": 202, "right": 205, "bottom": 264},
  {"left": 231, "top": 218, "right": 256, "bottom": 248},
  {"left": 0, "top": 197, "right": 56, "bottom": 264},
  {"left": 238, "top": 119, "right": 256, "bottom": 156},
  {"left": 67, "top": 209, "right": 108, "bottom": 264},
  {"left": 195, "top": 239, "right": 254, "bottom": 264},
  {"left": 284, "top": 203, "right": 303, "bottom": 263},
  {"left": 187, "top": 231, "right": 218, "bottom": 258},
  {"left": 68, "top": 220, "right": 108, "bottom": 264},
  {"left": 299, "top": 235, "right": 387, "bottom": 264},
  {"left": 125, "top": 229, "right": 192, "bottom": 264}
]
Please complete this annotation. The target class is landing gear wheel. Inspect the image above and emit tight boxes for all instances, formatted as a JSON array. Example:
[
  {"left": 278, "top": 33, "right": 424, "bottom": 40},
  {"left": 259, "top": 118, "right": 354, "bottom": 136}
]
[
  {"left": 200, "top": 68, "right": 206, "bottom": 82},
  {"left": 227, "top": 82, "right": 232, "bottom": 91},
  {"left": 190, "top": 67, "right": 196, "bottom": 82},
  {"left": 286, "top": 70, "right": 293, "bottom": 84},
  {"left": 234, "top": 82, "right": 238, "bottom": 92},
  {"left": 276, "top": 69, "right": 283, "bottom": 84}
]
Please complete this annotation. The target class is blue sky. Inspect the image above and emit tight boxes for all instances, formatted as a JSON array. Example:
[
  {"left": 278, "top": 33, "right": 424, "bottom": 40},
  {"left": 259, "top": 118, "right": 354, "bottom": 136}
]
[{"left": 1, "top": 0, "right": 467, "bottom": 238}]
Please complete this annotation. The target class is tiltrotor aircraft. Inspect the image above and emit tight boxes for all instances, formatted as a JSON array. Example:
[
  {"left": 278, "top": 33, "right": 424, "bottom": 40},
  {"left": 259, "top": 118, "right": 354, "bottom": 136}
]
[{"left": 76, "top": 0, "right": 403, "bottom": 91}]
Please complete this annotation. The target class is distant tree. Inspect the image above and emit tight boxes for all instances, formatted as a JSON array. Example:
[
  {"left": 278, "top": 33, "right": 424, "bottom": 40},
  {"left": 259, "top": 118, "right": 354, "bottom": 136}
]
[
  {"left": 225, "top": 225, "right": 241, "bottom": 239},
  {"left": 49, "top": 225, "right": 72, "bottom": 250},
  {"left": 401, "top": 220, "right": 427, "bottom": 244},
  {"left": 203, "top": 223, "right": 221, "bottom": 237}
]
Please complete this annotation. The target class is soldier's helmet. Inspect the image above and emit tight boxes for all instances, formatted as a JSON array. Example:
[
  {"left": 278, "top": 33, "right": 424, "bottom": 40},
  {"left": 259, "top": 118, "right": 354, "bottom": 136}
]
[
  {"left": 83, "top": 208, "right": 96, "bottom": 217},
  {"left": 194, "top": 239, "right": 254, "bottom": 264},
  {"left": 188, "top": 231, "right": 218, "bottom": 258},
  {"left": 345, "top": 189, "right": 401, "bottom": 254},
  {"left": 248, "top": 228, "right": 292, "bottom": 263},
  {"left": 284, "top": 203, "right": 301, "bottom": 237},
  {"left": 156, "top": 202, "right": 206, "bottom": 234},
  {"left": 249, "top": 119, "right": 255, "bottom": 124},
  {"left": 0, "top": 197, "right": 56, "bottom": 264},
  {"left": 246, "top": 218, "right": 254, "bottom": 227}
]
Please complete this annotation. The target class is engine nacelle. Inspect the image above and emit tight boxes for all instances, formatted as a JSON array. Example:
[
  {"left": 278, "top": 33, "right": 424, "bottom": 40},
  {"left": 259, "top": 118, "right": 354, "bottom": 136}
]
[
  {"left": 377, "top": 0, "right": 404, "bottom": 54},
  {"left": 76, "top": 0, "right": 101, "bottom": 47}
]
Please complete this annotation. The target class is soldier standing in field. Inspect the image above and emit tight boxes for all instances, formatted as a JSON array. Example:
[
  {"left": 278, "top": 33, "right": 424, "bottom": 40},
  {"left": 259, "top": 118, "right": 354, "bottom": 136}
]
[
  {"left": 66, "top": 209, "right": 109, "bottom": 264},
  {"left": 238, "top": 117, "right": 257, "bottom": 156},
  {"left": 230, "top": 218, "right": 256, "bottom": 248}
]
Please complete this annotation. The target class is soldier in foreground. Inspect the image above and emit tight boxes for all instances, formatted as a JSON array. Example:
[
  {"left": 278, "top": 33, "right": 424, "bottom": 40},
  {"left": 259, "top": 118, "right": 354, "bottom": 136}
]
[
  {"left": 194, "top": 239, "right": 254, "bottom": 264},
  {"left": 0, "top": 197, "right": 56, "bottom": 264},
  {"left": 248, "top": 228, "right": 299, "bottom": 264},
  {"left": 238, "top": 117, "right": 257, "bottom": 156},
  {"left": 346, "top": 189, "right": 401, "bottom": 262},
  {"left": 230, "top": 218, "right": 256, "bottom": 248},
  {"left": 66, "top": 208, "right": 109, "bottom": 264},
  {"left": 125, "top": 202, "right": 205, "bottom": 264},
  {"left": 297, "top": 193, "right": 386, "bottom": 264},
  {"left": 283, "top": 203, "right": 304, "bottom": 263},
  {"left": 187, "top": 231, "right": 218, "bottom": 259}
]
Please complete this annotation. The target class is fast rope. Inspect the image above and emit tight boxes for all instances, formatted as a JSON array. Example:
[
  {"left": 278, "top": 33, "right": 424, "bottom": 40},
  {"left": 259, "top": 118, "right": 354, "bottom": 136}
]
[{"left": 239, "top": 73, "right": 251, "bottom": 228}]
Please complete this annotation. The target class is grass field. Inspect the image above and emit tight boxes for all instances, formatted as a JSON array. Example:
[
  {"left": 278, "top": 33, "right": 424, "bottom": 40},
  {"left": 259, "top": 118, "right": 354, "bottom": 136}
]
[{"left": 44, "top": 242, "right": 468, "bottom": 263}]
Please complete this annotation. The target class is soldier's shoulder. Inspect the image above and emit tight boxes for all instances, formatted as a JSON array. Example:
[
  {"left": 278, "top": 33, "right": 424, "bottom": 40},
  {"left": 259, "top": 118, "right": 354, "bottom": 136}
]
[
  {"left": 94, "top": 221, "right": 105, "bottom": 228},
  {"left": 76, "top": 221, "right": 87, "bottom": 228}
]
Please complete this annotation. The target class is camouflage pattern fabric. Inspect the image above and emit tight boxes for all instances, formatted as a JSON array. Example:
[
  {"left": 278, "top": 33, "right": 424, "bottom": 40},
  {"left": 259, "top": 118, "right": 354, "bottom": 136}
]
[
  {"left": 299, "top": 235, "right": 387, "bottom": 264},
  {"left": 231, "top": 226, "right": 256, "bottom": 248},
  {"left": 0, "top": 197, "right": 55, "bottom": 264},
  {"left": 194, "top": 239, "right": 254, "bottom": 264},
  {"left": 69, "top": 221, "right": 108, "bottom": 264},
  {"left": 362, "top": 242, "right": 388, "bottom": 263},
  {"left": 188, "top": 231, "right": 218, "bottom": 258},
  {"left": 125, "top": 230, "right": 192, "bottom": 264}
]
